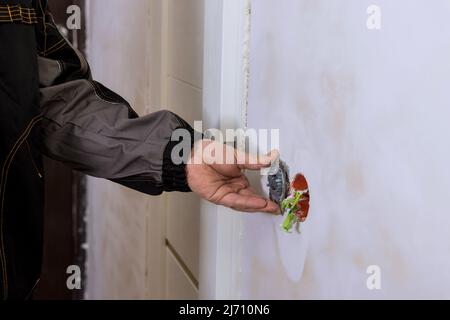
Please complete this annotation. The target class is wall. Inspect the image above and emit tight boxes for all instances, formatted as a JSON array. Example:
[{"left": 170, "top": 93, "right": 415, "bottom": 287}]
[
  {"left": 84, "top": 0, "right": 203, "bottom": 299},
  {"left": 84, "top": 0, "right": 156, "bottom": 299},
  {"left": 241, "top": 0, "right": 450, "bottom": 299},
  {"left": 164, "top": 0, "right": 204, "bottom": 299}
]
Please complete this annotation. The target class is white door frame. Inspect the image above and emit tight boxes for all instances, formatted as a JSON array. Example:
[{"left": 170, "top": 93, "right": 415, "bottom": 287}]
[{"left": 199, "top": 0, "right": 251, "bottom": 300}]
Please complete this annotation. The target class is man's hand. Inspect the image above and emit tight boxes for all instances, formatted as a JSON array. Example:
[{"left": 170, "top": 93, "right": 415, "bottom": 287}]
[{"left": 186, "top": 140, "right": 281, "bottom": 214}]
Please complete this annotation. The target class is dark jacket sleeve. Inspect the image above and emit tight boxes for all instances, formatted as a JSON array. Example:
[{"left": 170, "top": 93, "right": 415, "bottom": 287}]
[{"left": 36, "top": 5, "right": 198, "bottom": 195}]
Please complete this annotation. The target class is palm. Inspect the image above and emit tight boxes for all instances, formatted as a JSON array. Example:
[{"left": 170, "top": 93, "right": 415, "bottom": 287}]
[{"left": 186, "top": 141, "right": 280, "bottom": 214}]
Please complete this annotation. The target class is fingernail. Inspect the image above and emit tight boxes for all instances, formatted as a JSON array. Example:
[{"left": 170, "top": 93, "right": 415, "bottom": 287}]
[
  {"left": 270, "top": 204, "right": 282, "bottom": 215},
  {"left": 268, "top": 150, "right": 279, "bottom": 159}
]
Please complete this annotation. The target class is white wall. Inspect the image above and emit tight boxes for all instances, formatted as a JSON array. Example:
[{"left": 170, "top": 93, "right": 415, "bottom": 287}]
[
  {"left": 241, "top": 0, "right": 450, "bottom": 299},
  {"left": 85, "top": 0, "right": 160, "bottom": 299},
  {"left": 85, "top": 0, "right": 203, "bottom": 299}
]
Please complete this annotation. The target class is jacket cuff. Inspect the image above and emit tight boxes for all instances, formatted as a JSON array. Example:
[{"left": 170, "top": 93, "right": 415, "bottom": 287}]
[{"left": 162, "top": 114, "right": 202, "bottom": 193}]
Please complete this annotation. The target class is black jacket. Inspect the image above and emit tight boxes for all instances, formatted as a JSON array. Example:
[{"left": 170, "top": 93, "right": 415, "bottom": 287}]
[{"left": 0, "top": 0, "right": 196, "bottom": 299}]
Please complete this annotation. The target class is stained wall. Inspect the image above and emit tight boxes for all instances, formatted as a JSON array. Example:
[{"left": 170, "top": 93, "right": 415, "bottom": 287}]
[{"left": 241, "top": 0, "right": 450, "bottom": 299}]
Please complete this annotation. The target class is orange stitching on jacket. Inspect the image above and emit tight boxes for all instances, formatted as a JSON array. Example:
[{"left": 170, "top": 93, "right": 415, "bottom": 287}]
[
  {"left": 0, "top": 18, "right": 37, "bottom": 22},
  {"left": 7, "top": 5, "right": 12, "bottom": 22},
  {"left": 0, "top": 5, "right": 35, "bottom": 9},
  {"left": 38, "top": 0, "right": 47, "bottom": 53},
  {"left": 0, "top": 116, "right": 43, "bottom": 299},
  {"left": 40, "top": 38, "right": 65, "bottom": 55},
  {"left": 45, "top": 11, "right": 72, "bottom": 57},
  {"left": 26, "top": 140, "right": 43, "bottom": 178},
  {"left": 0, "top": 13, "right": 37, "bottom": 18},
  {"left": 43, "top": 40, "right": 68, "bottom": 56},
  {"left": 0, "top": 11, "right": 36, "bottom": 16},
  {"left": 92, "top": 81, "right": 115, "bottom": 101},
  {"left": 0, "top": 5, "right": 37, "bottom": 24},
  {"left": 0, "top": 13, "right": 36, "bottom": 17},
  {"left": 88, "top": 81, "right": 121, "bottom": 105},
  {"left": 0, "top": 15, "right": 37, "bottom": 20},
  {"left": 0, "top": 115, "right": 43, "bottom": 300},
  {"left": 0, "top": 17, "right": 37, "bottom": 24}
]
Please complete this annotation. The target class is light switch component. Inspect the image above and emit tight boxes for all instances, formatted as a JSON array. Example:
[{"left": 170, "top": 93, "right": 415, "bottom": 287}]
[
  {"left": 267, "top": 159, "right": 290, "bottom": 206},
  {"left": 267, "top": 160, "right": 311, "bottom": 233}
]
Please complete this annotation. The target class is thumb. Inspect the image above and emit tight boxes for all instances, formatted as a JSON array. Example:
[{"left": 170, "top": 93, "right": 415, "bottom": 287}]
[{"left": 236, "top": 149, "right": 279, "bottom": 170}]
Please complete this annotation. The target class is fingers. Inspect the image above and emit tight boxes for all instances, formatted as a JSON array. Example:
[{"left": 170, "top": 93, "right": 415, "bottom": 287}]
[
  {"left": 216, "top": 183, "right": 248, "bottom": 198},
  {"left": 195, "top": 140, "right": 279, "bottom": 169},
  {"left": 197, "top": 140, "right": 279, "bottom": 175},
  {"left": 219, "top": 193, "right": 268, "bottom": 212},
  {"left": 237, "top": 188, "right": 281, "bottom": 214},
  {"left": 236, "top": 149, "right": 279, "bottom": 171},
  {"left": 218, "top": 190, "right": 281, "bottom": 215},
  {"left": 211, "top": 148, "right": 279, "bottom": 177},
  {"left": 189, "top": 140, "right": 281, "bottom": 214},
  {"left": 260, "top": 201, "right": 282, "bottom": 214}
]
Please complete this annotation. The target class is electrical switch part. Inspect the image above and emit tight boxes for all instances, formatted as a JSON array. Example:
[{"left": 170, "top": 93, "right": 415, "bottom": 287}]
[
  {"left": 268, "top": 160, "right": 310, "bottom": 233},
  {"left": 267, "top": 159, "right": 290, "bottom": 206}
]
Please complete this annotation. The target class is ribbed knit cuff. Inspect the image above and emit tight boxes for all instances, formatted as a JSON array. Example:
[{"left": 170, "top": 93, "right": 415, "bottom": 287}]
[{"left": 162, "top": 114, "right": 202, "bottom": 192}]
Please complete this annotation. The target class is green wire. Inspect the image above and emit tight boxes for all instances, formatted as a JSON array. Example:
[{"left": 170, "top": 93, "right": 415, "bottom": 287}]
[{"left": 281, "top": 191, "right": 303, "bottom": 233}]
